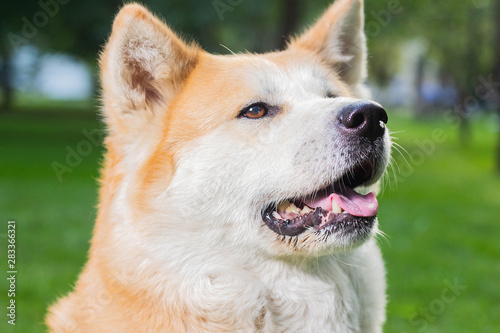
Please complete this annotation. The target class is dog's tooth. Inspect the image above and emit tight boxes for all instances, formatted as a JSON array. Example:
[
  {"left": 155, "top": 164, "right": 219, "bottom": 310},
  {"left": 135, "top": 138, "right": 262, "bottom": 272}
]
[
  {"left": 273, "top": 212, "right": 283, "bottom": 220},
  {"left": 278, "top": 201, "right": 290, "bottom": 212},
  {"left": 331, "top": 200, "right": 342, "bottom": 214},
  {"left": 301, "top": 206, "right": 314, "bottom": 214},
  {"left": 285, "top": 203, "right": 301, "bottom": 214}
]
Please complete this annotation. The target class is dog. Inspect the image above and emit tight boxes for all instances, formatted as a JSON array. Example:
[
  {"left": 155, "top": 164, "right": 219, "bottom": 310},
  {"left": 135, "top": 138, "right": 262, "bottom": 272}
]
[{"left": 46, "top": 0, "right": 390, "bottom": 331}]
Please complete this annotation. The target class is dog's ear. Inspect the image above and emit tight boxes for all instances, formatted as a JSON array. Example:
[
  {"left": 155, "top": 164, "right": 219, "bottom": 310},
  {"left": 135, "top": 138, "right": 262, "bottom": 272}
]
[
  {"left": 100, "top": 3, "right": 199, "bottom": 137},
  {"left": 289, "top": 0, "right": 366, "bottom": 89}
]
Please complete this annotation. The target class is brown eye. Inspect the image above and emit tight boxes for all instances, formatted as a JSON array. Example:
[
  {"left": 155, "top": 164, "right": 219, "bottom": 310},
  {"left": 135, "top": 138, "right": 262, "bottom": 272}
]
[{"left": 240, "top": 103, "right": 268, "bottom": 119}]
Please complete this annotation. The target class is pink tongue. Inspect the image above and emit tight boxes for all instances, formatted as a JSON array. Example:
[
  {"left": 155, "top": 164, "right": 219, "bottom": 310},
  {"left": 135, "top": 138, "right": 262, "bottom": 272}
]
[
  {"left": 332, "top": 188, "right": 378, "bottom": 217},
  {"left": 305, "top": 187, "right": 378, "bottom": 217}
]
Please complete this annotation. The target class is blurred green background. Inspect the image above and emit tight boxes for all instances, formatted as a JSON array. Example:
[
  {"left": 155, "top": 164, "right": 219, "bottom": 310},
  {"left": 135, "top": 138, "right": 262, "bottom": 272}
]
[{"left": 1, "top": 0, "right": 499, "bottom": 332}]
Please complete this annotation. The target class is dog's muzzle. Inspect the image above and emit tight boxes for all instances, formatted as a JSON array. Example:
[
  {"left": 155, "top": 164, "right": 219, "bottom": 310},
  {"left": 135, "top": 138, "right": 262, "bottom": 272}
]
[{"left": 261, "top": 101, "right": 388, "bottom": 240}]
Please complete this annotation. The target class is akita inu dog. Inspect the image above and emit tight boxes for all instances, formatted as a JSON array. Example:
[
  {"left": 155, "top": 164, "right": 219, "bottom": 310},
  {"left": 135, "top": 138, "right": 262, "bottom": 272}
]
[{"left": 47, "top": 0, "right": 390, "bottom": 331}]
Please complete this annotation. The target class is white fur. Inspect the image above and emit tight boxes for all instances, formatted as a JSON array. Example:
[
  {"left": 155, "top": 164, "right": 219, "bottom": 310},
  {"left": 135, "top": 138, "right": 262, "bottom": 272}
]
[
  {"left": 99, "top": 55, "right": 389, "bottom": 331},
  {"left": 48, "top": 1, "right": 390, "bottom": 332}
]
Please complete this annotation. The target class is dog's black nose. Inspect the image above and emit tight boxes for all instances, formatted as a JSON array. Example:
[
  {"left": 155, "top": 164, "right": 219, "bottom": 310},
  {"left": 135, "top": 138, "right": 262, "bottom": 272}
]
[{"left": 337, "top": 102, "right": 388, "bottom": 140}]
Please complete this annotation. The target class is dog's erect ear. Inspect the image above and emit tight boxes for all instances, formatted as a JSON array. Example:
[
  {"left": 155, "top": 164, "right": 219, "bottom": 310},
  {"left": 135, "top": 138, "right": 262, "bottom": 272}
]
[
  {"left": 289, "top": 0, "right": 366, "bottom": 88},
  {"left": 100, "top": 4, "right": 199, "bottom": 136}
]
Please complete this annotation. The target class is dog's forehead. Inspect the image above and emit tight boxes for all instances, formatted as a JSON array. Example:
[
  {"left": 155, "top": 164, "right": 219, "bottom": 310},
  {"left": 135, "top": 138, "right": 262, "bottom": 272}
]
[{"left": 185, "top": 51, "right": 352, "bottom": 105}]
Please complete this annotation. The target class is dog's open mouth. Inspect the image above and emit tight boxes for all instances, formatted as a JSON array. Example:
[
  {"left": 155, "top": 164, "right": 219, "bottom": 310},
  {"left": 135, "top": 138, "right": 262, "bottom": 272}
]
[{"left": 262, "top": 161, "right": 379, "bottom": 237}]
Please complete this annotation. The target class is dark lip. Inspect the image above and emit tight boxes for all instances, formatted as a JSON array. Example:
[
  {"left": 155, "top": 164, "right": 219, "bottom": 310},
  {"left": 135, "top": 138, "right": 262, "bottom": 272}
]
[
  {"left": 262, "top": 207, "right": 376, "bottom": 237},
  {"left": 261, "top": 159, "right": 378, "bottom": 238}
]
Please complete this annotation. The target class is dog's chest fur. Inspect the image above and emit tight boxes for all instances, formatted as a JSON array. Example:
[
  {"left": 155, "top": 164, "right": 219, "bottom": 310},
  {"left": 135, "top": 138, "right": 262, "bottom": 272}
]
[
  {"left": 160, "top": 239, "right": 386, "bottom": 332},
  {"left": 255, "top": 245, "right": 385, "bottom": 332}
]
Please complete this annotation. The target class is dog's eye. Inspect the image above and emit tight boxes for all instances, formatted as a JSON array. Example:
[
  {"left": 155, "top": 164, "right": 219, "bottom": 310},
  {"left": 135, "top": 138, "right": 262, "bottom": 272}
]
[
  {"left": 240, "top": 103, "right": 269, "bottom": 119},
  {"left": 326, "top": 91, "right": 337, "bottom": 98}
]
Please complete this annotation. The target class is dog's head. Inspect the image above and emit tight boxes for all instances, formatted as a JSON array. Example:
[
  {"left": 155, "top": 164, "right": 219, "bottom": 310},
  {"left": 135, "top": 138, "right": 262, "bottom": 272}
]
[{"left": 100, "top": 0, "right": 390, "bottom": 257}]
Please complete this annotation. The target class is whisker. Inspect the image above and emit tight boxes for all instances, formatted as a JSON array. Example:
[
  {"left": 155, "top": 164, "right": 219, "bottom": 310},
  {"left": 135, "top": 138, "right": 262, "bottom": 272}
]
[{"left": 219, "top": 44, "right": 236, "bottom": 55}]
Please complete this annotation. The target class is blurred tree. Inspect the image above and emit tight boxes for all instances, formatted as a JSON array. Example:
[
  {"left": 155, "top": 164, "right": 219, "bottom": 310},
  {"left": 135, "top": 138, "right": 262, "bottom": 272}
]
[
  {"left": 0, "top": 0, "right": 293, "bottom": 97},
  {"left": 363, "top": 0, "right": 499, "bottom": 150},
  {"left": 0, "top": 24, "right": 13, "bottom": 113},
  {"left": 1, "top": 0, "right": 498, "bottom": 169},
  {"left": 0, "top": 0, "right": 498, "bottom": 145},
  {"left": 0, "top": 0, "right": 39, "bottom": 112},
  {"left": 278, "top": 0, "right": 300, "bottom": 49}
]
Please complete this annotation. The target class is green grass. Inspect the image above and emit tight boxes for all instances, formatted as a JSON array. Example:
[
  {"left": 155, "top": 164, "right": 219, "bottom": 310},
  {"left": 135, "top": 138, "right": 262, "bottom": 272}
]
[
  {"left": 0, "top": 108, "right": 104, "bottom": 332},
  {"left": 0, "top": 108, "right": 499, "bottom": 332},
  {"left": 10, "top": 93, "right": 97, "bottom": 113},
  {"left": 379, "top": 111, "right": 500, "bottom": 332}
]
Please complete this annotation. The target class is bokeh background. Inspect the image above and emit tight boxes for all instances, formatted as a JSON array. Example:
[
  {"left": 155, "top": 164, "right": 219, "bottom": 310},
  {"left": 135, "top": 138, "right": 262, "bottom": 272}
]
[{"left": 1, "top": 0, "right": 499, "bottom": 332}]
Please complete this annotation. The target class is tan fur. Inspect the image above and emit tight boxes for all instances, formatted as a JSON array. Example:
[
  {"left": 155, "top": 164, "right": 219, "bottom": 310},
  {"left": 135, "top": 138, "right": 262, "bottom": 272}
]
[{"left": 47, "top": 1, "right": 387, "bottom": 332}]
